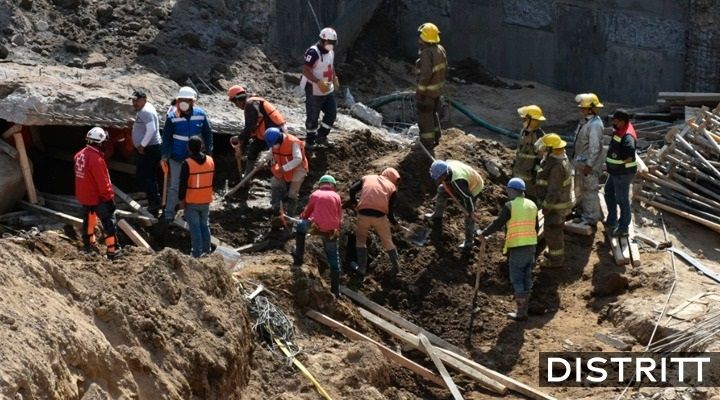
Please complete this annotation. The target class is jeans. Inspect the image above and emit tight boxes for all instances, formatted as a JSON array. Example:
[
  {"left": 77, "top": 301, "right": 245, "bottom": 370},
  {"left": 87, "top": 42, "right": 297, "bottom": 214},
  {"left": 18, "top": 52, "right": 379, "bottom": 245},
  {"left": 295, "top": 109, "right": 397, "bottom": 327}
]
[
  {"left": 136, "top": 144, "right": 161, "bottom": 211},
  {"left": 296, "top": 219, "right": 339, "bottom": 272},
  {"left": 604, "top": 172, "right": 635, "bottom": 231},
  {"left": 305, "top": 84, "right": 337, "bottom": 140},
  {"left": 508, "top": 245, "right": 535, "bottom": 295},
  {"left": 185, "top": 203, "right": 211, "bottom": 257},
  {"left": 164, "top": 158, "right": 182, "bottom": 221}
]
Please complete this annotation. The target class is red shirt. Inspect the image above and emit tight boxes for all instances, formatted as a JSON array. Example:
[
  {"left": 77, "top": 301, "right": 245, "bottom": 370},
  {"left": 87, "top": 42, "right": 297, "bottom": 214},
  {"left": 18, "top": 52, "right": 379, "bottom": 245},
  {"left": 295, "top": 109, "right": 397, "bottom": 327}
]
[
  {"left": 300, "top": 185, "right": 342, "bottom": 233},
  {"left": 74, "top": 145, "right": 114, "bottom": 205}
]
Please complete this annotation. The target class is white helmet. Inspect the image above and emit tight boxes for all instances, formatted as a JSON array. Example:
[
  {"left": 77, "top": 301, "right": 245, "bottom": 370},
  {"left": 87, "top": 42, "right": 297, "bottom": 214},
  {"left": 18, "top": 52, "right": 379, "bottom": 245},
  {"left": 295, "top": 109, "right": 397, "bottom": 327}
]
[
  {"left": 319, "top": 27, "right": 337, "bottom": 42},
  {"left": 86, "top": 127, "right": 107, "bottom": 144},
  {"left": 176, "top": 86, "right": 197, "bottom": 100}
]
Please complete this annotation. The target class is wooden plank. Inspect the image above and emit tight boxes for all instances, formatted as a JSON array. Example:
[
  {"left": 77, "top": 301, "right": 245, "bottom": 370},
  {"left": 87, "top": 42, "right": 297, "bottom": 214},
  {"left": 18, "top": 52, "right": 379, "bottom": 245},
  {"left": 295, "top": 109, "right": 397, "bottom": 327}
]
[
  {"left": 418, "top": 334, "right": 464, "bottom": 400},
  {"left": 305, "top": 310, "right": 445, "bottom": 386},
  {"left": 339, "top": 286, "right": 469, "bottom": 357},
  {"left": 19, "top": 200, "right": 82, "bottom": 228},
  {"left": 113, "top": 185, "right": 153, "bottom": 218},
  {"left": 1, "top": 124, "right": 21, "bottom": 140},
  {"left": 610, "top": 235, "right": 629, "bottom": 265},
  {"left": 117, "top": 219, "right": 152, "bottom": 250},
  {"left": 437, "top": 348, "right": 556, "bottom": 400},
  {"left": 14, "top": 132, "right": 38, "bottom": 204},
  {"left": 359, "top": 308, "right": 507, "bottom": 394},
  {"left": 635, "top": 195, "right": 720, "bottom": 234}
]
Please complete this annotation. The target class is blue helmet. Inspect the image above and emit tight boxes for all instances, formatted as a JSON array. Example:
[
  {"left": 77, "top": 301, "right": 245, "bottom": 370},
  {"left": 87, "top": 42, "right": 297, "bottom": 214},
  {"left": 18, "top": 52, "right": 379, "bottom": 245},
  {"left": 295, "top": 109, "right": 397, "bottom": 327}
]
[
  {"left": 429, "top": 160, "right": 449, "bottom": 181},
  {"left": 264, "top": 127, "right": 282, "bottom": 148},
  {"left": 507, "top": 177, "right": 526, "bottom": 191}
]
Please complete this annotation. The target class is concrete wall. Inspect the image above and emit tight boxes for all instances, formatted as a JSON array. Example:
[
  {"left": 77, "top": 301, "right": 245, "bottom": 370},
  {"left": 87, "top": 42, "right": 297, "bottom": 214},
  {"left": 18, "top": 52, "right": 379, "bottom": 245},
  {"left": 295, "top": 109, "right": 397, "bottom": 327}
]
[{"left": 395, "top": 0, "right": 690, "bottom": 105}]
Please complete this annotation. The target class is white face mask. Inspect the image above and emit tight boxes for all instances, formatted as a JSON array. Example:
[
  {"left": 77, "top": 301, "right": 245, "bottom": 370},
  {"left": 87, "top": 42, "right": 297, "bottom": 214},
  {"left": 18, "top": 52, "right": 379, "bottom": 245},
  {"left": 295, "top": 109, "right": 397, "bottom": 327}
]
[
  {"left": 178, "top": 101, "right": 190, "bottom": 112},
  {"left": 324, "top": 44, "right": 334, "bottom": 51}
]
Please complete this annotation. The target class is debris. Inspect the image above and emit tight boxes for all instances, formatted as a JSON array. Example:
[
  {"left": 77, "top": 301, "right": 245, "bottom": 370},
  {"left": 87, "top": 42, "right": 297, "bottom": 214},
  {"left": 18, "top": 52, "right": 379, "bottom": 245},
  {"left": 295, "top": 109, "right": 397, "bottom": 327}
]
[
  {"left": 564, "top": 221, "right": 593, "bottom": 236},
  {"left": 593, "top": 333, "right": 632, "bottom": 351},
  {"left": 84, "top": 53, "right": 108, "bottom": 68},
  {"left": 19, "top": 200, "right": 82, "bottom": 228},
  {"left": 350, "top": 102, "right": 383, "bottom": 127},
  {"left": 417, "top": 334, "right": 464, "bottom": 400},
  {"left": 117, "top": 219, "right": 152, "bottom": 250}
]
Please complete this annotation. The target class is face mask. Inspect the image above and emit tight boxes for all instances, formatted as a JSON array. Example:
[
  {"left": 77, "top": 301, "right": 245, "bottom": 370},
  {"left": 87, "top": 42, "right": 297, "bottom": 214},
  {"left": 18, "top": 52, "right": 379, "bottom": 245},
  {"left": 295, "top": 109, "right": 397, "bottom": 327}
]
[
  {"left": 324, "top": 44, "right": 334, "bottom": 51},
  {"left": 178, "top": 101, "right": 190, "bottom": 112}
]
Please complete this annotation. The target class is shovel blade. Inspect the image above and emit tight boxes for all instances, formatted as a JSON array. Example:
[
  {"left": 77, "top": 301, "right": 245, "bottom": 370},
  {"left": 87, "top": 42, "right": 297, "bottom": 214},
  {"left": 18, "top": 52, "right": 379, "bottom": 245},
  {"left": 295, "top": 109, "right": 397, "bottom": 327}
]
[{"left": 407, "top": 227, "right": 431, "bottom": 246}]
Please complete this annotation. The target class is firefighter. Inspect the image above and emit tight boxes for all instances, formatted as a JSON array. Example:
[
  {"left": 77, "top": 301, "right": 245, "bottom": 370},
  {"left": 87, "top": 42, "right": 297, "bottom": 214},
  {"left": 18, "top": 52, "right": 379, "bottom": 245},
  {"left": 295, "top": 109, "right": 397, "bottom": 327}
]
[
  {"left": 572, "top": 93, "right": 604, "bottom": 227},
  {"left": 513, "top": 105, "right": 546, "bottom": 201},
  {"left": 416, "top": 22, "right": 448, "bottom": 152}
]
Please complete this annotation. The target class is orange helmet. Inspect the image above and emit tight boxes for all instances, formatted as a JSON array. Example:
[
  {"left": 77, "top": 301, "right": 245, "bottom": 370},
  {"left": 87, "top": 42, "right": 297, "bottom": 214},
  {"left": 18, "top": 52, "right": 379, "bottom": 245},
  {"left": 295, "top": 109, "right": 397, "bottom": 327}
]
[{"left": 227, "top": 85, "right": 247, "bottom": 101}]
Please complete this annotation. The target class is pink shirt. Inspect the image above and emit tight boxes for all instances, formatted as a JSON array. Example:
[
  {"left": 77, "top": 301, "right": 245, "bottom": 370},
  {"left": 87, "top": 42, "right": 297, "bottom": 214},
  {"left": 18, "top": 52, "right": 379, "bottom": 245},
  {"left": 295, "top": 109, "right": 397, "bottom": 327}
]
[{"left": 300, "top": 185, "right": 342, "bottom": 233}]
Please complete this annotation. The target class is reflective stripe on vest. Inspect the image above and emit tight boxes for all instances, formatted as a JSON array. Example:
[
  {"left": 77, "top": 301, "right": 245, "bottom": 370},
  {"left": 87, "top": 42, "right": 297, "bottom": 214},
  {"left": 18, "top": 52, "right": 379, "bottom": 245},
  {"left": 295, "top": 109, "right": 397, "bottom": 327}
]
[
  {"left": 357, "top": 175, "right": 396, "bottom": 214},
  {"left": 503, "top": 197, "right": 538, "bottom": 254},
  {"left": 247, "top": 97, "right": 286, "bottom": 140},
  {"left": 418, "top": 81, "right": 445, "bottom": 92},
  {"left": 543, "top": 201, "right": 573, "bottom": 211},
  {"left": 447, "top": 160, "right": 484, "bottom": 197},
  {"left": 432, "top": 63, "right": 447, "bottom": 73},
  {"left": 186, "top": 156, "right": 215, "bottom": 204},
  {"left": 272, "top": 135, "right": 308, "bottom": 182}
]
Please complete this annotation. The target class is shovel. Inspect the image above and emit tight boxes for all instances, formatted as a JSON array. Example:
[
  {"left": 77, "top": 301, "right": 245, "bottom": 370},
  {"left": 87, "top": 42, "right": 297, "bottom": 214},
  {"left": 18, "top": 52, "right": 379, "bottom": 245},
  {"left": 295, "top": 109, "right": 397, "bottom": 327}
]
[
  {"left": 224, "top": 151, "right": 271, "bottom": 199},
  {"left": 398, "top": 224, "right": 432, "bottom": 247},
  {"left": 160, "top": 160, "right": 169, "bottom": 209}
]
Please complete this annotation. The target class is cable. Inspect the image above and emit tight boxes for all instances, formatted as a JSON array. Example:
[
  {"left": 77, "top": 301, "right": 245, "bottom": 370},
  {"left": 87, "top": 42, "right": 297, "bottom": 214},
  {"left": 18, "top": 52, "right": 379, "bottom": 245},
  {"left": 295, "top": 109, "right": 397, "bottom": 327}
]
[{"left": 306, "top": 0, "right": 322, "bottom": 32}]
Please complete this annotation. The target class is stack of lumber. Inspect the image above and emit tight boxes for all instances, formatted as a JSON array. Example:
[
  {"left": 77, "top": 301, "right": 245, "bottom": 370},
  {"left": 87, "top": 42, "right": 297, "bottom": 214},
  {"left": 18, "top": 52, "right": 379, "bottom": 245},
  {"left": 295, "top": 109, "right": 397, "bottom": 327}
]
[
  {"left": 637, "top": 105, "right": 720, "bottom": 234},
  {"left": 656, "top": 93, "right": 720, "bottom": 117}
]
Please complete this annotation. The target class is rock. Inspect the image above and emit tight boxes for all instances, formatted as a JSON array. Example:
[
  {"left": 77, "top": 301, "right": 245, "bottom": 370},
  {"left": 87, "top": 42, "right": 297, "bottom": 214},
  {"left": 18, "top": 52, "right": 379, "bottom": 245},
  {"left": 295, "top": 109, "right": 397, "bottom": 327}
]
[
  {"left": 350, "top": 102, "right": 383, "bottom": 127},
  {"left": 663, "top": 387, "right": 676, "bottom": 399},
  {"left": 11, "top": 34, "right": 25, "bottom": 46},
  {"left": 19, "top": 0, "right": 32, "bottom": 10},
  {"left": 84, "top": 52, "right": 107, "bottom": 68},
  {"left": 0, "top": 44, "right": 8, "bottom": 59},
  {"left": 69, "top": 57, "right": 84, "bottom": 67},
  {"left": 64, "top": 39, "right": 87, "bottom": 54},
  {"left": 96, "top": 5, "right": 114, "bottom": 20},
  {"left": 125, "top": 21, "right": 142, "bottom": 32},
  {"left": 137, "top": 43, "right": 158, "bottom": 56},
  {"left": 179, "top": 32, "right": 202, "bottom": 49},
  {"left": 51, "top": 0, "right": 80, "bottom": 8},
  {"left": 35, "top": 20, "right": 48, "bottom": 32},
  {"left": 214, "top": 35, "right": 237, "bottom": 49}
]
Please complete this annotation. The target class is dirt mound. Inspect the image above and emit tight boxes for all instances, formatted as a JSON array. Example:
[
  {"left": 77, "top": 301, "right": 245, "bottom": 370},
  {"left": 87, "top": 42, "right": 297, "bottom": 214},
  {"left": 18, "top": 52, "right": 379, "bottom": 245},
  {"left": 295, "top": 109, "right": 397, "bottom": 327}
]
[
  {"left": 451, "top": 58, "right": 522, "bottom": 89},
  {"left": 0, "top": 231, "right": 253, "bottom": 399}
]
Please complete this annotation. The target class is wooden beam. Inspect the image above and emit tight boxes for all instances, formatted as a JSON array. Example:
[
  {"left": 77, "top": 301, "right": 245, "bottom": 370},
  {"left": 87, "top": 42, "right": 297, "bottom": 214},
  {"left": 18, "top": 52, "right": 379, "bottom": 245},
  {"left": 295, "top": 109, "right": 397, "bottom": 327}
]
[
  {"left": 305, "top": 310, "right": 445, "bottom": 386},
  {"left": 339, "top": 286, "right": 469, "bottom": 357},
  {"left": 19, "top": 200, "right": 82, "bottom": 228},
  {"left": 113, "top": 185, "right": 153, "bottom": 218},
  {"left": 117, "top": 219, "right": 152, "bottom": 250},
  {"left": 418, "top": 334, "right": 464, "bottom": 400},
  {"left": 437, "top": 348, "right": 557, "bottom": 400},
  {"left": 14, "top": 132, "right": 39, "bottom": 204},
  {"left": 359, "top": 308, "right": 507, "bottom": 394},
  {"left": 635, "top": 194, "right": 720, "bottom": 234},
  {"left": 1, "top": 124, "right": 21, "bottom": 140}
]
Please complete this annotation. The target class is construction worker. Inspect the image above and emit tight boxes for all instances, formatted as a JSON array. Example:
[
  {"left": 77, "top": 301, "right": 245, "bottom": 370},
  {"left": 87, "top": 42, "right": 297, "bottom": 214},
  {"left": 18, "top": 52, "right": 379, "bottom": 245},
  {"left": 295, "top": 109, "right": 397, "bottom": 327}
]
[
  {"left": 74, "top": 127, "right": 120, "bottom": 260},
  {"left": 349, "top": 167, "right": 402, "bottom": 275},
  {"left": 536, "top": 134, "right": 573, "bottom": 268},
  {"left": 293, "top": 175, "right": 343, "bottom": 296},
  {"left": 161, "top": 86, "right": 213, "bottom": 223},
  {"left": 227, "top": 85, "right": 286, "bottom": 202},
  {"left": 513, "top": 105, "right": 546, "bottom": 201},
  {"left": 129, "top": 90, "right": 162, "bottom": 217},
  {"left": 301, "top": 27, "right": 339, "bottom": 149},
  {"left": 426, "top": 159, "right": 484, "bottom": 250},
  {"left": 178, "top": 136, "right": 214, "bottom": 258},
  {"left": 572, "top": 93, "right": 605, "bottom": 227},
  {"left": 479, "top": 178, "right": 538, "bottom": 321},
  {"left": 605, "top": 110, "right": 637, "bottom": 237},
  {"left": 264, "top": 127, "right": 308, "bottom": 216},
  {"left": 416, "top": 22, "right": 448, "bottom": 151}
]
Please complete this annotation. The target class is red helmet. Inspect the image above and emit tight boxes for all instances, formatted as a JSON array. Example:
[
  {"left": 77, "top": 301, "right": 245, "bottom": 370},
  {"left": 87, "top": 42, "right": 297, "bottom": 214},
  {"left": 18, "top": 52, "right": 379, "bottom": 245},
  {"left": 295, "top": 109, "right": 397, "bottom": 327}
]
[{"left": 227, "top": 85, "right": 247, "bottom": 101}]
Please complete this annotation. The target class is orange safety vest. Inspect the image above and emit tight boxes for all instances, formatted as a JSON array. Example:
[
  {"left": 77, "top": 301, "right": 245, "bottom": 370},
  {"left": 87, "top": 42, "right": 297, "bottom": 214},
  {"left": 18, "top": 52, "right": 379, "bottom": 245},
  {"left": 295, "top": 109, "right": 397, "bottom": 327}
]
[
  {"left": 185, "top": 156, "right": 215, "bottom": 204},
  {"left": 272, "top": 135, "right": 308, "bottom": 182},
  {"left": 357, "top": 174, "right": 396, "bottom": 214},
  {"left": 248, "top": 96, "right": 285, "bottom": 140}
]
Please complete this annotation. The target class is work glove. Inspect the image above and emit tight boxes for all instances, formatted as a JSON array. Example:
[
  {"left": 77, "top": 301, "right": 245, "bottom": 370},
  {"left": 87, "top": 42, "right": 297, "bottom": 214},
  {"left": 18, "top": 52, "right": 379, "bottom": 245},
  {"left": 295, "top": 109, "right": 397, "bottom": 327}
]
[
  {"left": 332, "top": 76, "right": 340, "bottom": 91},
  {"left": 317, "top": 80, "right": 331, "bottom": 94}
]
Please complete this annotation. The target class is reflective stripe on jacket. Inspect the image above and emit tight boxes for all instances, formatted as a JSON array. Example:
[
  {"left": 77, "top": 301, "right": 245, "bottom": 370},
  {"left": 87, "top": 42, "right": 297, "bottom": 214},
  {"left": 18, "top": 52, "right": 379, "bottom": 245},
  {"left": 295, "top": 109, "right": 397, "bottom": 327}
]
[
  {"left": 246, "top": 96, "right": 285, "bottom": 140},
  {"left": 447, "top": 160, "right": 484, "bottom": 197},
  {"left": 512, "top": 128, "right": 545, "bottom": 184},
  {"left": 606, "top": 122, "right": 638, "bottom": 175},
  {"left": 186, "top": 156, "right": 214, "bottom": 204},
  {"left": 536, "top": 153, "right": 573, "bottom": 213},
  {"left": 162, "top": 107, "right": 213, "bottom": 161},
  {"left": 357, "top": 174, "right": 397, "bottom": 215},
  {"left": 503, "top": 197, "right": 538, "bottom": 254},
  {"left": 416, "top": 43, "right": 447, "bottom": 98},
  {"left": 272, "top": 134, "right": 308, "bottom": 182}
]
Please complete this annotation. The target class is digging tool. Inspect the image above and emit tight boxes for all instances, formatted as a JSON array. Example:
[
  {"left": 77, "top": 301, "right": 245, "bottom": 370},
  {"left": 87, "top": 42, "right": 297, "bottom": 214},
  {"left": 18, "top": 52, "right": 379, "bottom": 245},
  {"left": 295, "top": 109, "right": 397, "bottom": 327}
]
[
  {"left": 224, "top": 151, "right": 271, "bottom": 199},
  {"left": 160, "top": 160, "right": 169, "bottom": 209},
  {"left": 398, "top": 224, "right": 431, "bottom": 246}
]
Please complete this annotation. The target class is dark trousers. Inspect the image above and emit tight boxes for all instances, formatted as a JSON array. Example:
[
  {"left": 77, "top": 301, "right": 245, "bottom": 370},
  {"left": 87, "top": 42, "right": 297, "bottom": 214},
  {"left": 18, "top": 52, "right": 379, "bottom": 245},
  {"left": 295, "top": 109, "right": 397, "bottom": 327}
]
[
  {"left": 82, "top": 202, "right": 118, "bottom": 255},
  {"left": 417, "top": 95, "right": 441, "bottom": 148},
  {"left": 237, "top": 138, "right": 266, "bottom": 200},
  {"left": 305, "top": 84, "right": 337, "bottom": 143},
  {"left": 604, "top": 172, "right": 635, "bottom": 231},
  {"left": 135, "top": 144, "right": 161, "bottom": 211}
]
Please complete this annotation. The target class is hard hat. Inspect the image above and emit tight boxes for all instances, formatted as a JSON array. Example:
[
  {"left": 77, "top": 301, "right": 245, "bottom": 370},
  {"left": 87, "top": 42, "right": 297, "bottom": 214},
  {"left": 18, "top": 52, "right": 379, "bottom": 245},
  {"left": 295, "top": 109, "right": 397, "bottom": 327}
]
[
  {"left": 227, "top": 85, "right": 247, "bottom": 101},
  {"left": 575, "top": 93, "right": 603, "bottom": 108},
  {"left": 542, "top": 133, "right": 567, "bottom": 149},
  {"left": 517, "top": 105, "right": 546, "bottom": 121},
  {"left": 429, "top": 160, "right": 449, "bottom": 181},
  {"left": 177, "top": 86, "right": 197, "bottom": 100},
  {"left": 507, "top": 177, "right": 526, "bottom": 191},
  {"left": 319, "top": 27, "right": 337, "bottom": 42},
  {"left": 418, "top": 22, "right": 440, "bottom": 44},
  {"left": 86, "top": 127, "right": 108, "bottom": 144},
  {"left": 381, "top": 167, "right": 400, "bottom": 185},
  {"left": 264, "top": 127, "right": 282, "bottom": 148},
  {"left": 318, "top": 174, "right": 337, "bottom": 186}
]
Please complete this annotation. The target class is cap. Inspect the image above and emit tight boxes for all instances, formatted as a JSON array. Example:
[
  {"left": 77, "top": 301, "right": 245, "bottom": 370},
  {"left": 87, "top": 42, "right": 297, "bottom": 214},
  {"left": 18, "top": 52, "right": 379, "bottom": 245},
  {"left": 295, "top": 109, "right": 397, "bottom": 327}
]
[
  {"left": 611, "top": 109, "right": 630, "bottom": 122},
  {"left": 129, "top": 90, "right": 147, "bottom": 100}
]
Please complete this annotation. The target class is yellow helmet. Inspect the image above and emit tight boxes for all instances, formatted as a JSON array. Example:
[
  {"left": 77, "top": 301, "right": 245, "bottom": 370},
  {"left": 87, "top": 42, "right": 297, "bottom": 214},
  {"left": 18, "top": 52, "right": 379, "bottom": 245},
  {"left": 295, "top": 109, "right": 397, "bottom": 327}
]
[
  {"left": 542, "top": 133, "right": 567, "bottom": 149},
  {"left": 575, "top": 93, "right": 604, "bottom": 108},
  {"left": 517, "top": 105, "right": 546, "bottom": 121},
  {"left": 418, "top": 22, "right": 440, "bottom": 44}
]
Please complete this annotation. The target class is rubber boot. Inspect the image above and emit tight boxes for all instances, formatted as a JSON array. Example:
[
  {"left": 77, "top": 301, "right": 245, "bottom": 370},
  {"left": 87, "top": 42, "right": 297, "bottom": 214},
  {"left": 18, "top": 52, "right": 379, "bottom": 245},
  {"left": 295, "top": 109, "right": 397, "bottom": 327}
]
[
  {"left": 507, "top": 294, "right": 529, "bottom": 321},
  {"left": 305, "top": 131, "right": 317, "bottom": 150},
  {"left": 458, "top": 217, "right": 475, "bottom": 251},
  {"left": 424, "top": 192, "right": 447, "bottom": 220},
  {"left": 386, "top": 248, "right": 401, "bottom": 275},
  {"left": 317, "top": 127, "right": 335, "bottom": 148},
  {"left": 285, "top": 198, "right": 298, "bottom": 217},
  {"left": 330, "top": 270, "right": 341, "bottom": 297},
  {"left": 351, "top": 247, "right": 368, "bottom": 275},
  {"left": 292, "top": 233, "right": 305, "bottom": 267}
]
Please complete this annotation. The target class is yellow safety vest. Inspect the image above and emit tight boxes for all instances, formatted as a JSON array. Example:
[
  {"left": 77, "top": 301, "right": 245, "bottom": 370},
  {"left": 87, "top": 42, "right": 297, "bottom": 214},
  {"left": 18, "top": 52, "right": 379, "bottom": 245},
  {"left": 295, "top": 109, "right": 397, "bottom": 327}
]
[
  {"left": 503, "top": 197, "right": 538, "bottom": 254},
  {"left": 447, "top": 160, "right": 484, "bottom": 197}
]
